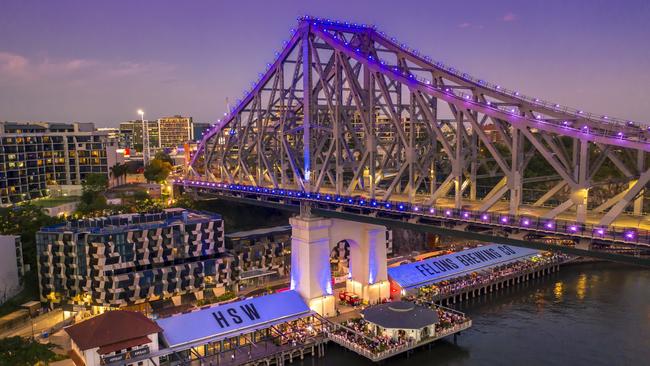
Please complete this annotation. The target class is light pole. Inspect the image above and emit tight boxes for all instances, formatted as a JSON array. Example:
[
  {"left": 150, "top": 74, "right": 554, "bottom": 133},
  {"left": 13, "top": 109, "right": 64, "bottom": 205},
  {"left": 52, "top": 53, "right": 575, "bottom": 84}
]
[{"left": 138, "top": 109, "right": 150, "bottom": 167}]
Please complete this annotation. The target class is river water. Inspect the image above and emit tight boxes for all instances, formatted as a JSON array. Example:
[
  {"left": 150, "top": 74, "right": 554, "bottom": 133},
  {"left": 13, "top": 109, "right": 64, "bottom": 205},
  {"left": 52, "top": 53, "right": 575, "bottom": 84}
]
[{"left": 303, "top": 262, "right": 650, "bottom": 366}]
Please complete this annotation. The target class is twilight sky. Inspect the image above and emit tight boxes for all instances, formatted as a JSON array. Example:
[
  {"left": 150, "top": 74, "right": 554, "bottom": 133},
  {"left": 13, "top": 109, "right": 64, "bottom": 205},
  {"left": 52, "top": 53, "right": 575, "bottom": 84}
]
[{"left": 1, "top": 0, "right": 649, "bottom": 127}]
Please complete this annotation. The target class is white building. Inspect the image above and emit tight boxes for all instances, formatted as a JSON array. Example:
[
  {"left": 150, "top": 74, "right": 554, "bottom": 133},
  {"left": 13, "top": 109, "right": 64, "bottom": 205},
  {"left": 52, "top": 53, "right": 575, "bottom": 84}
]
[
  {"left": 64, "top": 310, "right": 162, "bottom": 366},
  {"left": 0, "top": 235, "right": 23, "bottom": 304}
]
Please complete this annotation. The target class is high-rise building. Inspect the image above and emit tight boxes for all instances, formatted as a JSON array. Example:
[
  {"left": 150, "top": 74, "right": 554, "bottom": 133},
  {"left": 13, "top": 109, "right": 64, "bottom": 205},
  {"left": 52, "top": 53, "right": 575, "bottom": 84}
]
[
  {"left": 191, "top": 122, "right": 210, "bottom": 141},
  {"left": 118, "top": 120, "right": 159, "bottom": 152},
  {"left": 158, "top": 115, "right": 192, "bottom": 149},
  {"left": 0, "top": 122, "right": 121, "bottom": 204},
  {"left": 36, "top": 208, "right": 234, "bottom": 309},
  {"left": 0, "top": 235, "right": 24, "bottom": 305}
]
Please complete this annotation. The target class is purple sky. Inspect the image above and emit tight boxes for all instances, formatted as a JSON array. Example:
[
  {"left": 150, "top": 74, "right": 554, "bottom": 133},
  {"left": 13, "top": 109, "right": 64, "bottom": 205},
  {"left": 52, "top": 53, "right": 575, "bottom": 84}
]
[{"left": 1, "top": 0, "right": 649, "bottom": 127}]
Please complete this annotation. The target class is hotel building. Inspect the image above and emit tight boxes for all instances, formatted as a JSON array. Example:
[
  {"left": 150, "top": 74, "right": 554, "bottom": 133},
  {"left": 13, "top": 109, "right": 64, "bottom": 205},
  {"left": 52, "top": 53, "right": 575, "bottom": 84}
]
[
  {"left": 158, "top": 115, "right": 192, "bottom": 149},
  {"left": 0, "top": 122, "right": 121, "bottom": 205},
  {"left": 36, "top": 208, "right": 234, "bottom": 310}
]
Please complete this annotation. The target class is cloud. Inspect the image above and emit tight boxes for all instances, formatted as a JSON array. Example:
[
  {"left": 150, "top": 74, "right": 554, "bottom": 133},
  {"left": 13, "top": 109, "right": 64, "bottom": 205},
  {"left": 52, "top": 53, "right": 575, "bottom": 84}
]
[
  {"left": 458, "top": 22, "right": 471, "bottom": 28},
  {"left": 502, "top": 12, "right": 517, "bottom": 22},
  {"left": 0, "top": 51, "right": 175, "bottom": 84}
]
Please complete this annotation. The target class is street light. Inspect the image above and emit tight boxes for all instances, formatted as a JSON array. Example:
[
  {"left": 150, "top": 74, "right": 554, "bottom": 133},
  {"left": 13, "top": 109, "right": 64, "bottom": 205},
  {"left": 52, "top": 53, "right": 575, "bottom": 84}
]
[{"left": 138, "top": 109, "right": 150, "bottom": 166}]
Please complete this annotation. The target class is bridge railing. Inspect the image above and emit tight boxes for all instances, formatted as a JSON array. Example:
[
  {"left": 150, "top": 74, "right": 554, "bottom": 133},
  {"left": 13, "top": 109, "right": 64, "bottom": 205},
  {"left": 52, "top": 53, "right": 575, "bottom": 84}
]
[{"left": 175, "top": 179, "right": 650, "bottom": 248}]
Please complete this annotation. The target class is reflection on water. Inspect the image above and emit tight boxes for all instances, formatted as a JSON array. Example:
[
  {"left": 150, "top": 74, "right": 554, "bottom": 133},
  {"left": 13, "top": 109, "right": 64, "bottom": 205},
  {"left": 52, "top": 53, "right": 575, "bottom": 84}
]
[
  {"left": 303, "top": 262, "right": 650, "bottom": 366},
  {"left": 576, "top": 273, "right": 587, "bottom": 300},
  {"left": 554, "top": 281, "right": 564, "bottom": 301}
]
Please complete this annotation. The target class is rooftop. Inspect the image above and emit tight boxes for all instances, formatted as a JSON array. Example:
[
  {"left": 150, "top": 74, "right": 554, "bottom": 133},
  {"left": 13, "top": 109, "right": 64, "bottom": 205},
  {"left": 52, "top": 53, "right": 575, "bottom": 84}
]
[
  {"left": 361, "top": 301, "right": 438, "bottom": 329},
  {"left": 39, "top": 208, "right": 221, "bottom": 235},
  {"left": 226, "top": 225, "right": 292, "bottom": 240},
  {"left": 64, "top": 310, "right": 162, "bottom": 352},
  {"left": 388, "top": 244, "right": 539, "bottom": 290},
  {"left": 157, "top": 290, "right": 311, "bottom": 348}
]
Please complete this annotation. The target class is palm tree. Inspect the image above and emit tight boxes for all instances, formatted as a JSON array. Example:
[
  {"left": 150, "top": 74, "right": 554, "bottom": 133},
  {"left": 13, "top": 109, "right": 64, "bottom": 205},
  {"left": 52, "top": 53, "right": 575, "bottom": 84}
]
[
  {"left": 110, "top": 163, "right": 128, "bottom": 187},
  {"left": 110, "top": 164, "right": 119, "bottom": 187}
]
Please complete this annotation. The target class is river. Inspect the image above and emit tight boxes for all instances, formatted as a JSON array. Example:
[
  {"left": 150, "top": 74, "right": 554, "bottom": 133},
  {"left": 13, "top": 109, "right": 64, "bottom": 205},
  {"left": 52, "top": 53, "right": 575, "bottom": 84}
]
[{"left": 302, "top": 262, "right": 650, "bottom": 366}]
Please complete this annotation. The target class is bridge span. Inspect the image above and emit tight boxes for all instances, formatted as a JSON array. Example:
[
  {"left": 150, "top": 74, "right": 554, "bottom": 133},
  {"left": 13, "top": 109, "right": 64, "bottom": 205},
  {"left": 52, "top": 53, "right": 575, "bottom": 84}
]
[{"left": 181, "top": 16, "right": 650, "bottom": 270}]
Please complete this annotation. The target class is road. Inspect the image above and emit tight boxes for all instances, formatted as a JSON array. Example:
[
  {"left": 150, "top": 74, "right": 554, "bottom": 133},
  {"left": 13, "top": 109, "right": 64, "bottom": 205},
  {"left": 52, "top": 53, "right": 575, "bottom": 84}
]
[{"left": 0, "top": 309, "right": 67, "bottom": 339}]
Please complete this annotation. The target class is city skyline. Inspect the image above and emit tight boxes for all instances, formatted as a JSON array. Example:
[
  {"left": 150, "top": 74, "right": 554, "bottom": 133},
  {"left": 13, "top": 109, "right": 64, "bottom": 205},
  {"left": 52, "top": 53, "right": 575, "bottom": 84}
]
[{"left": 1, "top": 0, "right": 649, "bottom": 127}]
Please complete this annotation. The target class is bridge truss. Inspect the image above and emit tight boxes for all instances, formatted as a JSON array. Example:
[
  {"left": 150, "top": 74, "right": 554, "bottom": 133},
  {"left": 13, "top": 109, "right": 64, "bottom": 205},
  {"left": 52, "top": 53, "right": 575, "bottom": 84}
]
[{"left": 184, "top": 16, "right": 650, "bottom": 264}]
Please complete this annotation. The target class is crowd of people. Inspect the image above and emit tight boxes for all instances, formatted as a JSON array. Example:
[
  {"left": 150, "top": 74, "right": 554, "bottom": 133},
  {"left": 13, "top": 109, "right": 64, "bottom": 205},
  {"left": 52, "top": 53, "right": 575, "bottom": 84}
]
[
  {"left": 330, "top": 304, "right": 470, "bottom": 356},
  {"left": 415, "top": 253, "right": 567, "bottom": 301},
  {"left": 331, "top": 318, "right": 410, "bottom": 354},
  {"left": 273, "top": 319, "right": 323, "bottom": 347},
  {"left": 435, "top": 307, "right": 468, "bottom": 333}
]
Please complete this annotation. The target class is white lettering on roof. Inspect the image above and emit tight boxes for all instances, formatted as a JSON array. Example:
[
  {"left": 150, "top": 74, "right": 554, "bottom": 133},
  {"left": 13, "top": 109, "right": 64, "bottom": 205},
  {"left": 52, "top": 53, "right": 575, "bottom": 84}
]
[
  {"left": 388, "top": 244, "right": 539, "bottom": 289},
  {"left": 157, "top": 290, "right": 310, "bottom": 348}
]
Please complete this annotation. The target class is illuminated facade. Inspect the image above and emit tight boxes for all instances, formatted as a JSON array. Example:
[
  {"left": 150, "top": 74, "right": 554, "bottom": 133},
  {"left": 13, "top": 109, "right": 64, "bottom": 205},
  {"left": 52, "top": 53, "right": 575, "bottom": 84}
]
[
  {"left": 158, "top": 115, "right": 192, "bottom": 149},
  {"left": 119, "top": 120, "right": 160, "bottom": 151},
  {"left": 0, "top": 122, "right": 120, "bottom": 205},
  {"left": 36, "top": 208, "right": 234, "bottom": 308}
]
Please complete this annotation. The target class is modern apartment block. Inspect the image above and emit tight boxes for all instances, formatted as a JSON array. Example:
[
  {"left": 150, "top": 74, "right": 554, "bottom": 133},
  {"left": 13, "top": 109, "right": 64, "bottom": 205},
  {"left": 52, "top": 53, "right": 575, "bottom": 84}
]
[
  {"left": 158, "top": 115, "right": 192, "bottom": 149},
  {"left": 118, "top": 120, "right": 161, "bottom": 152},
  {"left": 225, "top": 226, "right": 292, "bottom": 288},
  {"left": 0, "top": 235, "right": 24, "bottom": 305},
  {"left": 36, "top": 208, "right": 234, "bottom": 309},
  {"left": 191, "top": 122, "right": 210, "bottom": 141},
  {"left": 0, "top": 122, "right": 121, "bottom": 204}
]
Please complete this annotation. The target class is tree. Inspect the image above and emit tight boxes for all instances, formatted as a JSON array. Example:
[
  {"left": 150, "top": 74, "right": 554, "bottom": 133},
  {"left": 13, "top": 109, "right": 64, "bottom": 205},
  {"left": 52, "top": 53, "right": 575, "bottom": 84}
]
[
  {"left": 82, "top": 173, "right": 108, "bottom": 194},
  {"left": 132, "top": 190, "right": 150, "bottom": 202},
  {"left": 154, "top": 151, "right": 175, "bottom": 166},
  {"left": 76, "top": 194, "right": 109, "bottom": 216},
  {"left": 171, "top": 193, "right": 198, "bottom": 210},
  {"left": 0, "top": 336, "right": 58, "bottom": 366},
  {"left": 110, "top": 163, "right": 128, "bottom": 187},
  {"left": 144, "top": 159, "right": 172, "bottom": 183},
  {"left": 0, "top": 205, "right": 63, "bottom": 271}
]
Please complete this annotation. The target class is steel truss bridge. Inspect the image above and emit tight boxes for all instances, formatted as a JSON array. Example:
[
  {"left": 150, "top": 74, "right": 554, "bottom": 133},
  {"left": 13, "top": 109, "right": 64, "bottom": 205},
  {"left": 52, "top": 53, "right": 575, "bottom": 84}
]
[{"left": 180, "top": 16, "right": 650, "bottom": 266}]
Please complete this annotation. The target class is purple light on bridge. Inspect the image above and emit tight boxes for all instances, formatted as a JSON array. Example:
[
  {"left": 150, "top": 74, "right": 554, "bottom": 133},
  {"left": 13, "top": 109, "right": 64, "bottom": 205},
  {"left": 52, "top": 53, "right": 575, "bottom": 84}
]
[
  {"left": 569, "top": 225, "right": 578, "bottom": 232},
  {"left": 500, "top": 216, "right": 509, "bottom": 224},
  {"left": 624, "top": 231, "right": 635, "bottom": 240},
  {"left": 522, "top": 219, "right": 530, "bottom": 226},
  {"left": 481, "top": 213, "right": 489, "bottom": 221},
  {"left": 444, "top": 209, "right": 452, "bottom": 217},
  {"left": 462, "top": 212, "right": 470, "bottom": 219},
  {"left": 595, "top": 228, "right": 605, "bottom": 236},
  {"left": 545, "top": 221, "right": 555, "bottom": 229},
  {"left": 413, "top": 206, "right": 420, "bottom": 212}
]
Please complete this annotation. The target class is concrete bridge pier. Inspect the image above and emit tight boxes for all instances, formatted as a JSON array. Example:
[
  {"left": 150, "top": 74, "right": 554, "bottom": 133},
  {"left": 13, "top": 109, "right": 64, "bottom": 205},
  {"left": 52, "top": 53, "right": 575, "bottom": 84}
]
[
  {"left": 290, "top": 214, "right": 389, "bottom": 312},
  {"left": 289, "top": 215, "right": 336, "bottom": 317}
]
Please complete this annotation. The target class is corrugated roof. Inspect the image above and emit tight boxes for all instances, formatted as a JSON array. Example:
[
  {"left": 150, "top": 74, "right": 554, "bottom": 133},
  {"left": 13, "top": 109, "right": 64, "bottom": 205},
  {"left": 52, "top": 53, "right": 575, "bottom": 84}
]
[
  {"left": 361, "top": 301, "right": 438, "bottom": 329},
  {"left": 64, "top": 310, "right": 162, "bottom": 351},
  {"left": 97, "top": 335, "right": 152, "bottom": 355},
  {"left": 388, "top": 244, "right": 539, "bottom": 290},
  {"left": 157, "top": 290, "right": 310, "bottom": 348}
]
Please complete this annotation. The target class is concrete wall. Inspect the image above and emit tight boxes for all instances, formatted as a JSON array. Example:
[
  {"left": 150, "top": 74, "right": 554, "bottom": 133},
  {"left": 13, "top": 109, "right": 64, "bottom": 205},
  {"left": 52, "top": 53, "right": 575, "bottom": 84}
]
[{"left": 0, "top": 236, "right": 21, "bottom": 305}]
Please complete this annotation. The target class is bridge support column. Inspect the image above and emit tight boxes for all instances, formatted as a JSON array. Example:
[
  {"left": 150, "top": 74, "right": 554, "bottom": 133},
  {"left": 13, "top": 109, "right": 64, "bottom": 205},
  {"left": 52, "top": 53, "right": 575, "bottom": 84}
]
[
  {"left": 344, "top": 224, "right": 390, "bottom": 305},
  {"left": 576, "top": 238, "right": 592, "bottom": 251},
  {"left": 634, "top": 150, "right": 645, "bottom": 215},
  {"left": 289, "top": 216, "right": 336, "bottom": 317}
]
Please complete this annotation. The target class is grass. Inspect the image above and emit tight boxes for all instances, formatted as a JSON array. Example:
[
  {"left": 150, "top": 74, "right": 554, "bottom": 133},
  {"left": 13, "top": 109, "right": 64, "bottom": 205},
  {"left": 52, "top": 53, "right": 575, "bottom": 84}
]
[
  {"left": 28, "top": 196, "right": 80, "bottom": 208},
  {"left": 0, "top": 272, "right": 40, "bottom": 318}
]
